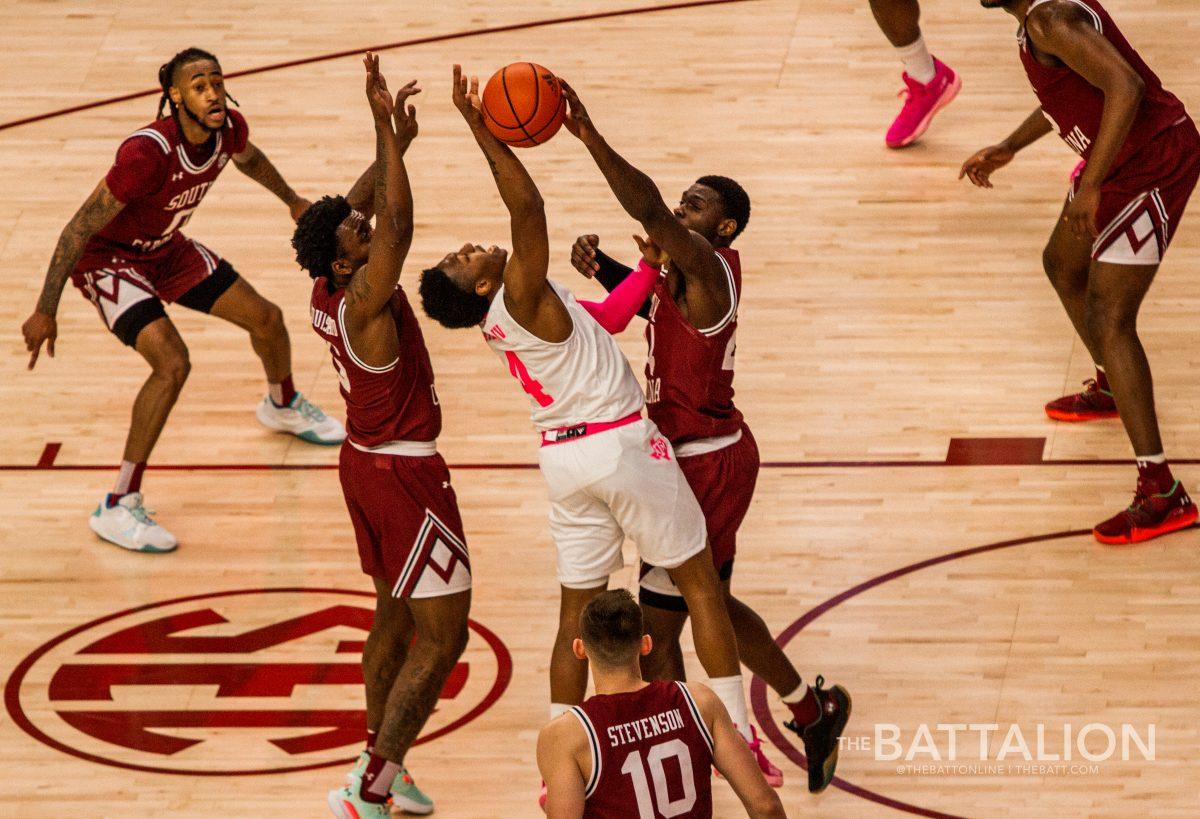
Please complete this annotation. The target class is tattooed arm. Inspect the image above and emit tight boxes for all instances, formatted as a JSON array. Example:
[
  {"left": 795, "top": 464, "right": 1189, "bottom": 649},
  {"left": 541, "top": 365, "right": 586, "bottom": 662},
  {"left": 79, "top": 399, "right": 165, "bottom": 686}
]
[
  {"left": 346, "top": 160, "right": 377, "bottom": 220},
  {"left": 21, "top": 179, "right": 125, "bottom": 368},
  {"left": 232, "top": 141, "right": 312, "bottom": 221}
]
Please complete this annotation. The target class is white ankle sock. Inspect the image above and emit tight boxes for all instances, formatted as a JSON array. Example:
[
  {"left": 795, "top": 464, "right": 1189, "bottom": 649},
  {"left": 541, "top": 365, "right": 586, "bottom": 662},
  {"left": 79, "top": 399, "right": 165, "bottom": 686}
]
[
  {"left": 1136, "top": 452, "right": 1167, "bottom": 466},
  {"left": 709, "top": 675, "right": 753, "bottom": 741},
  {"left": 550, "top": 702, "right": 572, "bottom": 721},
  {"left": 895, "top": 35, "right": 936, "bottom": 84}
]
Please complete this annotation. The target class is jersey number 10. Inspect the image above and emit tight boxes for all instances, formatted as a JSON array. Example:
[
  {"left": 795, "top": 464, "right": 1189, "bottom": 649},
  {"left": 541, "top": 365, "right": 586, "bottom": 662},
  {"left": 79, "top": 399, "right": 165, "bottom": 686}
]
[{"left": 620, "top": 738, "right": 697, "bottom": 818}]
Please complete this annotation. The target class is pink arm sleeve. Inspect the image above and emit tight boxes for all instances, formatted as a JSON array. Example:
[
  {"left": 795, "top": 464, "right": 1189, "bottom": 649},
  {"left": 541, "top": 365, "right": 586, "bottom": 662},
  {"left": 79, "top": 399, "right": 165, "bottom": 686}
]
[{"left": 579, "top": 259, "right": 660, "bottom": 334}]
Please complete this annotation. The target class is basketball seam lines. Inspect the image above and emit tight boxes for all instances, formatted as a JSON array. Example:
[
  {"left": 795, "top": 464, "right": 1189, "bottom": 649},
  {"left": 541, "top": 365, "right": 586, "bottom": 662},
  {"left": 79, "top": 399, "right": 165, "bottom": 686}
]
[{"left": 499, "top": 65, "right": 537, "bottom": 145}]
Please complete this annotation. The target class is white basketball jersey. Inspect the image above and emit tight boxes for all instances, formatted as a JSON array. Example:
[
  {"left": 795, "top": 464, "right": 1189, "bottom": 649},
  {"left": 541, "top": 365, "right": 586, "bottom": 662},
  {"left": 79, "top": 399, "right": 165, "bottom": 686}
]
[{"left": 482, "top": 279, "right": 645, "bottom": 431}]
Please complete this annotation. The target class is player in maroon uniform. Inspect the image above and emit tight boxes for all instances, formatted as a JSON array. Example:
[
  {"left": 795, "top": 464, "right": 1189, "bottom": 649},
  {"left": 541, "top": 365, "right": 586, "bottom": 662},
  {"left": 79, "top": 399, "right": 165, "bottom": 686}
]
[
  {"left": 562, "top": 85, "right": 851, "bottom": 794},
  {"left": 537, "top": 589, "right": 785, "bottom": 819},
  {"left": 962, "top": 0, "right": 1200, "bottom": 544},
  {"left": 292, "top": 56, "right": 469, "bottom": 818},
  {"left": 20, "top": 47, "right": 342, "bottom": 554}
]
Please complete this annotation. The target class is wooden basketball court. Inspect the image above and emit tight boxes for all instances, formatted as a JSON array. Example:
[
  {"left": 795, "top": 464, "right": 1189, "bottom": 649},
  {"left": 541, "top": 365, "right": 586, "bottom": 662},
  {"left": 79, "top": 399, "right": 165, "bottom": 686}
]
[{"left": 2, "top": 0, "right": 1198, "bottom": 815}]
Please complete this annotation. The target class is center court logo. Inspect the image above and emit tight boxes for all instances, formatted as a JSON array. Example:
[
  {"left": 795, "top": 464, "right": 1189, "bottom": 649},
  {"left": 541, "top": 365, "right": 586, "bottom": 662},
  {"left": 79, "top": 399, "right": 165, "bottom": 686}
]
[{"left": 5, "top": 588, "right": 512, "bottom": 776}]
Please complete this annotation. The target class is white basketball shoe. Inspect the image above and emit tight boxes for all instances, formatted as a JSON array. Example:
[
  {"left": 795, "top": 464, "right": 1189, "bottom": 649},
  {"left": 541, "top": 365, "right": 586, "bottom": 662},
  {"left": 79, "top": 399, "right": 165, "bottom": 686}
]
[
  {"left": 89, "top": 493, "right": 178, "bottom": 553},
  {"left": 256, "top": 393, "right": 345, "bottom": 445}
]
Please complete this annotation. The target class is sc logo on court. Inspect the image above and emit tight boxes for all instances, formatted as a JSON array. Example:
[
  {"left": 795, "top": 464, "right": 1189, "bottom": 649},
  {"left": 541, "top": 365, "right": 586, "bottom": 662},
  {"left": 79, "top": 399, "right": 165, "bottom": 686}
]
[{"left": 5, "top": 588, "right": 511, "bottom": 775}]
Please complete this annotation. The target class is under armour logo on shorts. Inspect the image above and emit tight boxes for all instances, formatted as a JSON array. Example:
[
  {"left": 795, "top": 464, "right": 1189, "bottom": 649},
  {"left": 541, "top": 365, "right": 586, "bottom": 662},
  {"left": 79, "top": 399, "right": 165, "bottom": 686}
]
[{"left": 649, "top": 437, "right": 671, "bottom": 461}]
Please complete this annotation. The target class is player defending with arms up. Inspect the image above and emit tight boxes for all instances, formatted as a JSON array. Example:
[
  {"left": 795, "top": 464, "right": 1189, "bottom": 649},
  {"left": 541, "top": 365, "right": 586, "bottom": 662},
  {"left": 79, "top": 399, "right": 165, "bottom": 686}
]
[
  {"left": 20, "top": 47, "right": 342, "bottom": 554},
  {"left": 537, "top": 590, "right": 785, "bottom": 819},
  {"left": 562, "top": 85, "right": 850, "bottom": 793},
  {"left": 420, "top": 66, "right": 756, "bottom": 801},
  {"left": 292, "top": 55, "right": 470, "bottom": 818},
  {"left": 961, "top": 0, "right": 1199, "bottom": 544}
]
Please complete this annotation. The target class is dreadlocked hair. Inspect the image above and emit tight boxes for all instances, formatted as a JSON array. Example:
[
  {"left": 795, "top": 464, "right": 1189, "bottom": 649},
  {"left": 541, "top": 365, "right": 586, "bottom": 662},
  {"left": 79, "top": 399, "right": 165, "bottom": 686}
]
[
  {"left": 156, "top": 47, "right": 238, "bottom": 119},
  {"left": 696, "top": 174, "right": 751, "bottom": 241},
  {"left": 292, "top": 195, "right": 352, "bottom": 283}
]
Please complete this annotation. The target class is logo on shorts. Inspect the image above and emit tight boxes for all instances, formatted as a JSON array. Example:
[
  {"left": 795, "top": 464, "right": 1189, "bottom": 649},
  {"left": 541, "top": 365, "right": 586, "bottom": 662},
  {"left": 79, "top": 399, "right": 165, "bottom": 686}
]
[
  {"left": 5, "top": 588, "right": 511, "bottom": 776},
  {"left": 649, "top": 437, "right": 671, "bottom": 461},
  {"left": 556, "top": 424, "right": 588, "bottom": 442}
]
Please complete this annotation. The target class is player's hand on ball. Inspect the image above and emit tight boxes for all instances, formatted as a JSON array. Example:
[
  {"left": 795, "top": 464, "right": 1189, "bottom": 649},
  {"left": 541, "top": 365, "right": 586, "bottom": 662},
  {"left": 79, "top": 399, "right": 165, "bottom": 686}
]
[
  {"left": 392, "top": 80, "right": 421, "bottom": 148},
  {"left": 451, "top": 65, "right": 484, "bottom": 129},
  {"left": 571, "top": 235, "right": 601, "bottom": 277},
  {"left": 958, "top": 144, "right": 1014, "bottom": 189},
  {"left": 364, "top": 52, "right": 394, "bottom": 123},
  {"left": 561, "top": 82, "right": 594, "bottom": 139},
  {"left": 22, "top": 311, "right": 57, "bottom": 370},
  {"left": 288, "top": 196, "right": 313, "bottom": 222},
  {"left": 633, "top": 234, "right": 667, "bottom": 269}
]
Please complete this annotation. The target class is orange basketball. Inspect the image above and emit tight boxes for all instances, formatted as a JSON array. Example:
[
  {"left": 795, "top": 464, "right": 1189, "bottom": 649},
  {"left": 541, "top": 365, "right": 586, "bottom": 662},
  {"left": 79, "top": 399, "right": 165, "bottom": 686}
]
[{"left": 481, "top": 62, "right": 567, "bottom": 148}]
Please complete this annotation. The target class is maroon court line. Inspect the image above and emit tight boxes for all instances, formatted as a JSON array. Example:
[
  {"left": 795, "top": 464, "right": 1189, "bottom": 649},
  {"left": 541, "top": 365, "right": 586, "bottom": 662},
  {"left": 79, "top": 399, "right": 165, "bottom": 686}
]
[
  {"left": 5, "top": 457, "right": 1200, "bottom": 473},
  {"left": 750, "top": 529, "right": 1093, "bottom": 819},
  {"left": 0, "top": 0, "right": 761, "bottom": 133}
]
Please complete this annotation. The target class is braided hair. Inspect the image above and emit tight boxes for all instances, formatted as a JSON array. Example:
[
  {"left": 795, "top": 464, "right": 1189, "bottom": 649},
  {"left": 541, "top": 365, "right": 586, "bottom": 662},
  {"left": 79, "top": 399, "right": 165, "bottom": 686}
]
[{"left": 156, "top": 47, "right": 238, "bottom": 120}]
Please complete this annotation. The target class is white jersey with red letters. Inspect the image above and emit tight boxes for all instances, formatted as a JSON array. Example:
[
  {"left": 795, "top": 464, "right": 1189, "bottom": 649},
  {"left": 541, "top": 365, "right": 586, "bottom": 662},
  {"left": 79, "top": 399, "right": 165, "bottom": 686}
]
[{"left": 482, "top": 279, "right": 644, "bottom": 432}]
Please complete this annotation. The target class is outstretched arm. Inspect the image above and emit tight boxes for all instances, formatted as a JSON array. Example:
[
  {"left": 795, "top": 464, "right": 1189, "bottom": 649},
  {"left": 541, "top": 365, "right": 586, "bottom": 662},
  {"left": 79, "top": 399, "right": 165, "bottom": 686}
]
[
  {"left": 346, "top": 160, "right": 377, "bottom": 220},
  {"left": 451, "top": 65, "right": 551, "bottom": 313},
  {"left": 21, "top": 179, "right": 125, "bottom": 368},
  {"left": 578, "top": 235, "right": 662, "bottom": 334},
  {"left": 693, "top": 684, "right": 787, "bottom": 818},
  {"left": 562, "top": 85, "right": 727, "bottom": 317},
  {"left": 343, "top": 54, "right": 420, "bottom": 321},
  {"left": 232, "top": 141, "right": 312, "bottom": 221},
  {"left": 960, "top": 107, "right": 1052, "bottom": 189},
  {"left": 1027, "top": 3, "right": 1145, "bottom": 238}
]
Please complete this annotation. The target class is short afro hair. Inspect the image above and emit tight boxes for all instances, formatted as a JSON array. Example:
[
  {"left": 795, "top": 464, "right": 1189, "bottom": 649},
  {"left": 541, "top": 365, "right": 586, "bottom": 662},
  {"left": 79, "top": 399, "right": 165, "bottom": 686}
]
[
  {"left": 419, "top": 266, "right": 490, "bottom": 329},
  {"left": 579, "top": 589, "right": 644, "bottom": 667},
  {"left": 696, "top": 174, "right": 750, "bottom": 241},
  {"left": 292, "top": 195, "right": 351, "bottom": 280}
]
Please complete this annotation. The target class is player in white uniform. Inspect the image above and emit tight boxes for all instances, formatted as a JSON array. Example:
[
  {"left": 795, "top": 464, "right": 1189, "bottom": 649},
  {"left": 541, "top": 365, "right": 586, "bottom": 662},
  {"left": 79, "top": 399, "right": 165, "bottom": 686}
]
[{"left": 419, "top": 67, "right": 755, "bottom": 775}]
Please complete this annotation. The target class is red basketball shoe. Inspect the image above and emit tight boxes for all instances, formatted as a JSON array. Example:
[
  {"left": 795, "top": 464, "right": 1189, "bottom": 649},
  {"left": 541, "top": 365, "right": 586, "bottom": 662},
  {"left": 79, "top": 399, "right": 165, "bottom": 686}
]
[
  {"left": 1045, "top": 378, "right": 1118, "bottom": 422},
  {"left": 1093, "top": 478, "right": 1198, "bottom": 545}
]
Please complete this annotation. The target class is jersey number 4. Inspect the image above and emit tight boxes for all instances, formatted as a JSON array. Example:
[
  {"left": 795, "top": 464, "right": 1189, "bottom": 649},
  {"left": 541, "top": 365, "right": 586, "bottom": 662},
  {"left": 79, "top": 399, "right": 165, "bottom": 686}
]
[
  {"left": 504, "top": 351, "right": 553, "bottom": 407},
  {"left": 620, "top": 739, "right": 697, "bottom": 819}
]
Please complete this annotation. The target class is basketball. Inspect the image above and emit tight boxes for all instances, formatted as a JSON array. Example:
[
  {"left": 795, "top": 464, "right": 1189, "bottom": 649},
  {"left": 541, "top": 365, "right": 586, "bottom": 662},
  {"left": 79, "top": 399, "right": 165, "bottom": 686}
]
[{"left": 481, "top": 62, "right": 567, "bottom": 148}]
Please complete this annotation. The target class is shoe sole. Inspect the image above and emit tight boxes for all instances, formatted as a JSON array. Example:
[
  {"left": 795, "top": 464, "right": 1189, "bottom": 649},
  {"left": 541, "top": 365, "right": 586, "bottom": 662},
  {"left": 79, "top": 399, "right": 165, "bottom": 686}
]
[
  {"left": 88, "top": 516, "right": 177, "bottom": 554},
  {"left": 1094, "top": 504, "right": 1199, "bottom": 545},
  {"left": 886, "top": 72, "right": 962, "bottom": 149},
  {"left": 810, "top": 686, "right": 852, "bottom": 794},
  {"left": 257, "top": 404, "right": 344, "bottom": 446},
  {"left": 327, "top": 790, "right": 351, "bottom": 819},
  {"left": 392, "top": 792, "right": 435, "bottom": 815},
  {"left": 1045, "top": 407, "right": 1119, "bottom": 422}
]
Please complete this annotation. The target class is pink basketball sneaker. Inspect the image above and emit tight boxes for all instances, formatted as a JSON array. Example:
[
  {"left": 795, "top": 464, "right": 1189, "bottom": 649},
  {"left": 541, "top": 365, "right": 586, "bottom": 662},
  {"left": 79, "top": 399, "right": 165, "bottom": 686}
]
[{"left": 886, "top": 57, "right": 961, "bottom": 148}]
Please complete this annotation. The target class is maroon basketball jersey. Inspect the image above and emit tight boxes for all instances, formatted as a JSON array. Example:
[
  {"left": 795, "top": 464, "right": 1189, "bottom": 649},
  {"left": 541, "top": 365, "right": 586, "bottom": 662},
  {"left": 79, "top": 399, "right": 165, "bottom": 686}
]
[
  {"left": 310, "top": 279, "right": 441, "bottom": 447},
  {"left": 644, "top": 247, "right": 743, "bottom": 445},
  {"left": 572, "top": 681, "right": 714, "bottom": 819},
  {"left": 1018, "top": 0, "right": 1188, "bottom": 168},
  {"left": 95, "top": 109, "right": 250, "bottom": 256}
]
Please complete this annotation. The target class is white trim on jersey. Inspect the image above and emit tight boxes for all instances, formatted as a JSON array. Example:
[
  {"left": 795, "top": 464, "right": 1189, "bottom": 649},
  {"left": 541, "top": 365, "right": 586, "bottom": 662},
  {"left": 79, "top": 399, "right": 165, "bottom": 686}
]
[
  {"left": 176, "top": 131, "right": 223, "bottom": 174},
  {"left": 390, "top": 509, "right": 470, "bottom": 599},
  {"left": 337, "top": 300, "right": 399, "bottom": 373},
  {"left": 124, "top": 129, "right": 171, "bottom": 155},
  {"left": 1028, "top": 0, "right": 1102, "bottom": 31},
  {"left": 570, "top": 707, "right": 603, "bottom": 798},
  {"left": 676, "top": 682, "right": 715, "bottom": 755},
  {"left": 1093, "top": 190, "right": 1152, "bottom": 252},
  {"left": 1150, "top": 189, "right": 1171, "bottom": 245},
  {"left": 697, "top": 252, "right": 738, "bottom": 337},
  {"left": 190, "top": 239, "right": 217, "bottom": 275}
]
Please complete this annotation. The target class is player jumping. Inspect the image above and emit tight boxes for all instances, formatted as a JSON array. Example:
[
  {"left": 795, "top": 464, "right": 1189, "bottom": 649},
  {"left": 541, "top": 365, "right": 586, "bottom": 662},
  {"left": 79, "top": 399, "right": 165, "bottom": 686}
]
[
  {"left": 420, "top": 66, "right": 772, "bottom": 805},
  {"left": 292, "top": 55, "right": 470, "bottom": 818},
  {"left": 961, "top": 0, "right": 1199, "bottom": 544},
  {"left": 562, "top": 84, "right": 851, "bottom": 793},
  {"left": 537, "top": 589, "right": 786, "bottom": 818},
  {"left": 20, "top": 47, "right": 343, "bottom": 554}
]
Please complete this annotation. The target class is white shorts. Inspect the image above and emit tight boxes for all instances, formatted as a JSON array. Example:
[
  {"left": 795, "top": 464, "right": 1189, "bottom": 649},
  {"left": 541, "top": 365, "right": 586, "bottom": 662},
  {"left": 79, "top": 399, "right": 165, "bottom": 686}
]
[{"left": 537, "top": 418, "right": 708, "bottom": 589}]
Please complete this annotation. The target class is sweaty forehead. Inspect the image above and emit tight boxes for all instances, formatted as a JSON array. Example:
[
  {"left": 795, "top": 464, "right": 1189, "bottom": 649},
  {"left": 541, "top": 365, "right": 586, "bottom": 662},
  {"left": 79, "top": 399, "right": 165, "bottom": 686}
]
[
  {"left": 684, "top": 184, "right": 719, "bottom": 206},
  {"left": 180, "top": 60, "right": 222, "bottom": 83}
]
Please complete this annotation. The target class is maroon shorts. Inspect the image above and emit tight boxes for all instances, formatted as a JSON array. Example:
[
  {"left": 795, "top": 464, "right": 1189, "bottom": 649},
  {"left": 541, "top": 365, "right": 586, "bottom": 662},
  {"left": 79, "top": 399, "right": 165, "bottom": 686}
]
[
  {"left": 1071, "top": 118, "right": 1200, "bottom": 265},
  {"left": 639, "top": 425, "right": 760, "bottom": 610},
  {"left": 71, "top": 235, "right": 236, "bottom": 345},
  {"left": 338, "top": 443, "right": 471, "bottom": 599}
]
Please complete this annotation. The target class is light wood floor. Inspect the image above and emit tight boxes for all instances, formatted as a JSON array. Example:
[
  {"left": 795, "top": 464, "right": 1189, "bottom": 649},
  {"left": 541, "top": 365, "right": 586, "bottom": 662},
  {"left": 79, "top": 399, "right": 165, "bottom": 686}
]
[{"left": 2, "top": 1, "right": 1199, "bottom": 816}]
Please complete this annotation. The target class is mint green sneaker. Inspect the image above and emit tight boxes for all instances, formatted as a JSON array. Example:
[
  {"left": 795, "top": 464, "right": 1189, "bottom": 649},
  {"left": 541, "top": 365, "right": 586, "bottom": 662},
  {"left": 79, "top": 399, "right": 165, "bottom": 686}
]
[
  {"left": 342, "top": 753, "right": 434, "bottom": 815},
  {"left": 328, "top": 771, "right": 392, "bottom": 819}
]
